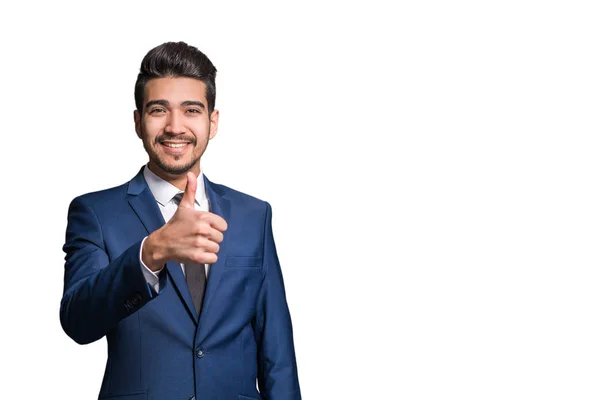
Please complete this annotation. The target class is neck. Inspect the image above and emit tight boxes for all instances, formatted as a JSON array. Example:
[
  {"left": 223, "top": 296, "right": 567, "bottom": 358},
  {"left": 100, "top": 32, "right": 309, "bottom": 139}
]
[{"left": 147, "top": 162, "right": 200, "bottom": 191}]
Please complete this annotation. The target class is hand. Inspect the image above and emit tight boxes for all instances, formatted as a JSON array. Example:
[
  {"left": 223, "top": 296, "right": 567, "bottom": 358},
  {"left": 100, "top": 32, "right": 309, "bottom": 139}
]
[{"left": 142, "top": 172, "right": 228, "bottom": 271}]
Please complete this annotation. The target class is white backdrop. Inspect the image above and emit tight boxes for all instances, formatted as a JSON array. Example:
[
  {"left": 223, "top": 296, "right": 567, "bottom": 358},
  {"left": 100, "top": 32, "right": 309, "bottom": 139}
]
[{"left": 1, "top": 0, "right": 599, "bottom": 399}]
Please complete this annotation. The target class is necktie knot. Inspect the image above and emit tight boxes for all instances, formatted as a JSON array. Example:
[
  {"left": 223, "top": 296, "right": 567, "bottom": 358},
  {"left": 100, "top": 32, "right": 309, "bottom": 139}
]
[{"left": 172, "top": 192, "right": 184, "bottom": 206}]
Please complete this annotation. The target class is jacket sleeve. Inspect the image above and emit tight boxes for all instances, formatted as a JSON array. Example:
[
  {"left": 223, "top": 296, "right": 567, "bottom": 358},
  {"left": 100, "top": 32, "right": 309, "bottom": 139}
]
[
  {"left": 254, "top": 202, "right": 302, "bottom": 399},
  {"left": 60, "top": 196, "right": 154, "bottom": 345}
]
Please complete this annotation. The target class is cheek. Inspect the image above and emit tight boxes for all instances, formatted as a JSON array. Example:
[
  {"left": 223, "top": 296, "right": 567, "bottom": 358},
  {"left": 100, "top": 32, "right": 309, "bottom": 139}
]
[
  {"left": 142, "top": 121, "right": 163, "bottom": 141},
  {"left": 189, "top": 122, "right": 210, "bottom": 139}
]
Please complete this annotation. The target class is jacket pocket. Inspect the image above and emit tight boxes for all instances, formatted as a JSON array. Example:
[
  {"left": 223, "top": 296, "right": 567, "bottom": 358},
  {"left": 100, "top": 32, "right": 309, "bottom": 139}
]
[
  {"left": 226, "top": 256, "right": 262, "bottom": 268},
  {"left": 239, "top": 395, "right": 260, "bottom": 400},
  {"left": 99, "top": 392, "right": 146, "bottom": 400}
]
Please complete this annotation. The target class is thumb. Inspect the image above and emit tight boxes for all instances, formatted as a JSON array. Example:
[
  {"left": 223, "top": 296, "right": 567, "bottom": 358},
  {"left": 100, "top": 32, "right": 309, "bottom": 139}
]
[{"left": 179, "top": 172, "right": 197, "bottom": 209}]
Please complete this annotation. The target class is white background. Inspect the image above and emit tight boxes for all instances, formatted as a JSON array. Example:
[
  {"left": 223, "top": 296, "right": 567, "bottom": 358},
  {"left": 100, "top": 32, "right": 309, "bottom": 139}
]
[{"left": 1, "top": 0, "right": 599, "bottom": 399}]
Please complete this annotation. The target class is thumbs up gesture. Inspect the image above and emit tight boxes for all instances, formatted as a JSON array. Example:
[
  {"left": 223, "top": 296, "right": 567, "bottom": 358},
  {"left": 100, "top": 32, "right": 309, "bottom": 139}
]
[
  {"left": 177, "top": 172, "right": 199, "bottom": 210},
  {"left": 141, "top": 172, "right": 228, "bottom": 271}
]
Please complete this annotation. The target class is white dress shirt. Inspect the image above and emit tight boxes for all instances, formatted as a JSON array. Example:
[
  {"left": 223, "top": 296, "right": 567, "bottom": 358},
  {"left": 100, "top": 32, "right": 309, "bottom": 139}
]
[{"left": 139, "top": 165, "right": 210, "bottom": 293}]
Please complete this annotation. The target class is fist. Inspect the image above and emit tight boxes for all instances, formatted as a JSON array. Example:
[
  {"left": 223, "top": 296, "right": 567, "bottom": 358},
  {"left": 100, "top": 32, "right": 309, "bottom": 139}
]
[
  {"left": 142, "top": 172, "right": 228, "bottom": 271},
  {"left": 167, "top": 172, "right": 228, "bottom": 264}
]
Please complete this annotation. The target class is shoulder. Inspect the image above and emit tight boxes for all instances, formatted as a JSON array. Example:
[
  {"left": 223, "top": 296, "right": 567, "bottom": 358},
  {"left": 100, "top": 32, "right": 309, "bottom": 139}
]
[
  {"left": 69, "top": 180, "right": 131, "bottom": 212},
  {"left": 204, "top": 177, "right": 274, "bottom": 224},
  {"left": 210, "top": 180, "right": 270, "bottom": 212},
  {"left": 70, "top": 167, "right": 144, "bottom": 208}
]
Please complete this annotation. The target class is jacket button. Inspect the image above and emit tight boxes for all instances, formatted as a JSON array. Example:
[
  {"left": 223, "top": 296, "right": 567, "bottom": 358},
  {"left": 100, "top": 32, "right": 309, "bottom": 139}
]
[{"left": 196, "top": 348, "right": 204, "bottom": 358}]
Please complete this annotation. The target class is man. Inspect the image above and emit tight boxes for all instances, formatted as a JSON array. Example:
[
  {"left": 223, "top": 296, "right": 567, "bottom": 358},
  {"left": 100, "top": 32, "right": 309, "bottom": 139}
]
[{"left": 60, "top": 41, "right": 301, "bottom": 400}]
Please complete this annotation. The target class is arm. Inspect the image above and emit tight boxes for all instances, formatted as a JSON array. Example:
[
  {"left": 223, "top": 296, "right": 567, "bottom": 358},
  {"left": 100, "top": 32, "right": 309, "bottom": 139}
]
[
  {"left": 60, "top": 196, "right": 155, "bottom": 345},
  {"left": 139, "top": 236, "right": 163, "bottom": 293},
  {"left": 254, "top": 202, "right": 302, "bottom": 399}
]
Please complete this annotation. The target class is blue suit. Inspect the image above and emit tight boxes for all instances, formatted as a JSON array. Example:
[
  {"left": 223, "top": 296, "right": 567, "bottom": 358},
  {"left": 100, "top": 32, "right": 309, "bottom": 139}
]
[{"left": 60, "top": 167, "right": 301, "bottom": 400}]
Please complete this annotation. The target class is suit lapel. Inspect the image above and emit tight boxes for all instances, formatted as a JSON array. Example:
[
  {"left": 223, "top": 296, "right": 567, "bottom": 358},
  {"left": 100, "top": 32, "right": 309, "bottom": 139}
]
[
  {"left": 165, "top": 262, "right": 198, "bottom": 324},
  {"left": 127, "top": 167, "right": 199, "bottom": 324}
]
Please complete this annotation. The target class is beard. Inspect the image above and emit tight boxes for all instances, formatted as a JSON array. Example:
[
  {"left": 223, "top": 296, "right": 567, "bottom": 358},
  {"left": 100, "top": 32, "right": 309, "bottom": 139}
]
[
  {"left": 141, "top": 127, "right": 209, "bottom": 175},
  {"left": 149, "top": 150, "right": 200, "bottom": 175}
]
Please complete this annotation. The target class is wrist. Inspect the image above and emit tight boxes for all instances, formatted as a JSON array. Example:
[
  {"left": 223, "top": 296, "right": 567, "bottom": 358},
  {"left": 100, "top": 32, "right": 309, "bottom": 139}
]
[{"left": 142, "top": 230, "right": 167, "bottom": 272}]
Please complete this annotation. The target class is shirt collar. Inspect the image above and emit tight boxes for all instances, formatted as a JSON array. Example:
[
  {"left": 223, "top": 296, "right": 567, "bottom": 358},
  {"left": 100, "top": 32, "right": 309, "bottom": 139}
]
[{"left": 143, "top": 164, "right": 208, "bottom": 207}]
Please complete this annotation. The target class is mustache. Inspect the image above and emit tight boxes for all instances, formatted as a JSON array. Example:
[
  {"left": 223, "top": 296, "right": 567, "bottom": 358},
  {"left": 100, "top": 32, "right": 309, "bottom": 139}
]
[{"left": 156, "top": 135, "right": 197, "bottom": 144}]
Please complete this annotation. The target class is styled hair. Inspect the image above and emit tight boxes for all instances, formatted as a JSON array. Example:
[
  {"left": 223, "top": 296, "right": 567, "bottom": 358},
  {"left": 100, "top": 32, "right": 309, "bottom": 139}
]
[{"left": 134, "top": 41, "right": 217, "bottom": 113}]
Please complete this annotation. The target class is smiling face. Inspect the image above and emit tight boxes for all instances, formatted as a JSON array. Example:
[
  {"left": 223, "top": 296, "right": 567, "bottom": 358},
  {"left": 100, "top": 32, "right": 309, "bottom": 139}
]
[{"left": 134, "top": 76, "right": 219, "bottom": 186}]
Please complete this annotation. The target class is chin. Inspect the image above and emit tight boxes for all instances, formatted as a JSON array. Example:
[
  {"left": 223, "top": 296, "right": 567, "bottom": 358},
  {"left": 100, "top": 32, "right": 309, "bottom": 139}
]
[
  {"left": 161, "top": 164, "right": 193, "bottom": 175},
  {"left": 155, "top": 156, "right": 198, "bottom": 175}
]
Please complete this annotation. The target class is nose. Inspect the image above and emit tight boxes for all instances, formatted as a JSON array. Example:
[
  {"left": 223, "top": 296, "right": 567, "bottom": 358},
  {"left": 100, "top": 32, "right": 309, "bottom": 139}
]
[{"left": 165, "top": 110, "right": 186, "bottom": 134}]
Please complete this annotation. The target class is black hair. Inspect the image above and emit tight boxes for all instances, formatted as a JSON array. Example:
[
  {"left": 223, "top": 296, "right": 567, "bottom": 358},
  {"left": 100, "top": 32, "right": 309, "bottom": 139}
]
[{"left": 134, "top": 41, "right": 217, "bottom": 113}]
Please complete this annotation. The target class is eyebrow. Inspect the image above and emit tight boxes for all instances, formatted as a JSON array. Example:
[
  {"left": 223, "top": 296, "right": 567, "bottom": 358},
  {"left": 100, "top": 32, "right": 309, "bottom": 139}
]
[
  {"left": 181, "top": 101, "right": 206, "bottom": 109},
  {"left": 145, "top": 100, "right": 206, "bottom": 109}
]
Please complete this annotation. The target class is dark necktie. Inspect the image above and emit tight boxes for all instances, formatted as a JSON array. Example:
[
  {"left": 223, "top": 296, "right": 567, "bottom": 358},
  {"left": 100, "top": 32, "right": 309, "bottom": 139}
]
[{"left": 173, "top": 193, "right": 207, "bottom": 316}]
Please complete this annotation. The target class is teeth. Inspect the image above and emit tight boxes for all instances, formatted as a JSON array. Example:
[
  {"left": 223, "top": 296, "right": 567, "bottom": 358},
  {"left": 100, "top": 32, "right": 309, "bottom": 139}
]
[{"left": 163, "top": 143, "right": 188, "bottom": 148}]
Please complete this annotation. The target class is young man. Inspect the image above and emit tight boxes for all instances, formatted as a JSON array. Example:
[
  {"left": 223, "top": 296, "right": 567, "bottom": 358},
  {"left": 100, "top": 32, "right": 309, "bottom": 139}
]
[{"left": 60, "top": 41, "right": 301, "bottom": 400}]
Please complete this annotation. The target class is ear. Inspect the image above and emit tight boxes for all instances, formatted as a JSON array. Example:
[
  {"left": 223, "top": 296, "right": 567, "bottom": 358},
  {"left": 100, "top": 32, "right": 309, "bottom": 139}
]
[
  {"left": 134, "top": 110, "right": 142, "bottom": 139},
  {"left": 209, "top": 109, "right": 219, "bottom": 140}
]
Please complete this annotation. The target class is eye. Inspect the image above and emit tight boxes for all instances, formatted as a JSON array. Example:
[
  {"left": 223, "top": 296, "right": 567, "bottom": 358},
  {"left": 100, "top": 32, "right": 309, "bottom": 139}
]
[
  {"left": 149, "top": 108, "right": 166, "bottom": 114},
  {"left": 186, "top": 108, "right": 202, "bottom": 114}
]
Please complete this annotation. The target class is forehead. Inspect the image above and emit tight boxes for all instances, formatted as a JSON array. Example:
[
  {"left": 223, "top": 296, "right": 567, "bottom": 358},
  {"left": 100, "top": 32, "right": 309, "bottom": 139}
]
[{"left": 144, "top": 77, "right": 207, "bottom": 103}]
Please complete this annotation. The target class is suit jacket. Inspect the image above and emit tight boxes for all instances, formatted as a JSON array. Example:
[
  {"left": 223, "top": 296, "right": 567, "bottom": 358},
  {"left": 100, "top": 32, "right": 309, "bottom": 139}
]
[{"left": 60, "top": 166, "right": 301, "bottom": 400}]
